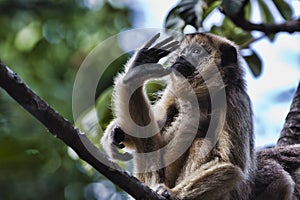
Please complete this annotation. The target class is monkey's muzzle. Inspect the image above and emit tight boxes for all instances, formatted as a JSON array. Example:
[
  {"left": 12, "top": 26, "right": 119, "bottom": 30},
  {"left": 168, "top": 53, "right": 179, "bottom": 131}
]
[{"left": 171, "top": 56, "right": 196, "bottom": 78}]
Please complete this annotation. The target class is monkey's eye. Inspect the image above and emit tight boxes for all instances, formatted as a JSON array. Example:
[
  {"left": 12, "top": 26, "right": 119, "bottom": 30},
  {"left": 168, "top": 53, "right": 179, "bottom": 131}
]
[{"left": 192, "top": 48, "right": 202, "bottom": 54}]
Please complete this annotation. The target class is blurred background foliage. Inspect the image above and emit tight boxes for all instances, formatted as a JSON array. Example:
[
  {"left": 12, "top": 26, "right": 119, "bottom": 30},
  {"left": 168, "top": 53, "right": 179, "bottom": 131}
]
[
  {"left": 0, "top": 0, "right": 131, "bottom": 199},
  {"left": 0, "top": 0, "right": 298, "bottom": 199}
]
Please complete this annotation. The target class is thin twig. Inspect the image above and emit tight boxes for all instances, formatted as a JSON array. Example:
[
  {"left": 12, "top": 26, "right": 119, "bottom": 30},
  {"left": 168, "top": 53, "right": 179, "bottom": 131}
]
[
  {"left": 239, "top": 35, "right": 266, "bottom": 49},
  {"left": 0, "top": 61, "right": 165, "bottom": 200}
]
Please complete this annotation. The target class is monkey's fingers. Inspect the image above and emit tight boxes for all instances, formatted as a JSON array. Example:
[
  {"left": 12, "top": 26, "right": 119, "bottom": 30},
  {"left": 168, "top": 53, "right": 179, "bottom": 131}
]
[
  {"left": 156, "top": 42, "right": 180, "bottom": 57},
  {"left": 157, "top": 50, "right": 172, "bottom": 59},
  {"left": 161, "top": 41, "right": 180, "bottom": 51},
  {"left": 142, "top": 33, "right": 160, "bottom": 49},
  {"left": 157, "top": 46, "right": 180, "bottom": 59},
  {"left": 113, "top": 141, "right": 125, "bottom": 149},
  {"left": 153, "top": 36, "right": 174, "bottom": 49}
]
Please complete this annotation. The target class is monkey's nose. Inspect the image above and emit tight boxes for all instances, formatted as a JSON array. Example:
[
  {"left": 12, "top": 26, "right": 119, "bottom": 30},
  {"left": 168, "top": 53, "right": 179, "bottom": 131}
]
[
  {"left": 177, "top": 55, "right": 187, "bottom": 62},
  {"left": 179, "top": 54, "right": 187, "bottom": 59}
]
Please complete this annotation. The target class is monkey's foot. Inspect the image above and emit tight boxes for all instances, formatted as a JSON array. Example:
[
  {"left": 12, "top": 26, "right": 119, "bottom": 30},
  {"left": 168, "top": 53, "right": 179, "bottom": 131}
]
[
  {"left": 155, "top": 184, "right": 173, "bottom": 200},
  {"left": 101, "top": 125, "right": 133, "bottom": 161}
]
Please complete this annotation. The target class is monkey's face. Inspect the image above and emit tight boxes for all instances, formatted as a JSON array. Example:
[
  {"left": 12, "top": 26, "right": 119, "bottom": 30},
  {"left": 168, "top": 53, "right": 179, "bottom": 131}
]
[
  {"left": 170, "top": 33, "right": 239, "bottom": 80},
  {"left": 171, "top": 43, "right": 210, "bottom": 78}
]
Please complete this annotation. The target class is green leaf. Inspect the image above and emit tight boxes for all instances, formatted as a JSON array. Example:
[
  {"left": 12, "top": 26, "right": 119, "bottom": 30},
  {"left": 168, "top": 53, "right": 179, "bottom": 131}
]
[
  {"left": 178, "top": 0, "right": 203, "bottom": 28},
  {"left": 14, "top": 21, "right": 42, "bottom": 52},
  {"left": 222, "top": 0, "right": 246, "bottom": 17},
  {"left": 257, "top": 0, "right": 275, "bottom": 23},
  {"left": 202, "top": 1, "right": 222, "bottom": 21},
  {"left": 243, "top": 50, "right": 263, "bottom": 77},
  {"left": 165, "top": 0, "right": 224, "bottom": 30},
  {"left": 146, "top": 81, "right": 165, "bottom": 103},
  {"left": 210, "top": 17, "right": 253, "bottom": 45},
  {"left": 76, "top": 87, "right": 114, "bottom": 139},
  {"left": 244, "top": 1, "right": 252, "bottom": 21},
  {"left": 96, "top": 87, "right": 114, "bottom": 130},
  {"left": 165, "top": 0, "right": 205, "bottom": 29},
  {"left": 165, "top": 6, "right": 186, "bottom": 31},
  {"left": 273, "top": 0, "right": 293, "bottom": 20}
]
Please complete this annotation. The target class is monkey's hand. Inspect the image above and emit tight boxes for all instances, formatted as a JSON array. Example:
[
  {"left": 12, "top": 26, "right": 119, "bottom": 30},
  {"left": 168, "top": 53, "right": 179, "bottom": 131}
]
[
  {"left": 131, "top": 33, "right": 180, "bottom": 67},
  {"left": 101, "top": 124, "right": 133, "bottom": 161},
  {"left": 123, "top": 33, "right": 179, "bottom": 84}
]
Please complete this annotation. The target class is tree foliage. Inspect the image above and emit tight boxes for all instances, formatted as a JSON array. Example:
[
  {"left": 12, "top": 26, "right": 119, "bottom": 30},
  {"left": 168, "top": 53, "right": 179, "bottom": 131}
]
[
  {"left": 165, "top": 0, "right": 297, "bottom": 77},
  {"left": 0, "top": 0, "right": 299, "bottom": 199},
  {"left": 0, "top": 0, "right": 131, "bottom": 199}
]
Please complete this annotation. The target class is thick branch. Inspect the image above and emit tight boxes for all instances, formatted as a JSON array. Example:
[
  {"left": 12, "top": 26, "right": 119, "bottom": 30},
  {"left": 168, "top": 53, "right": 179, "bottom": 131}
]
[
  {"left": 0, "top": 61, "right": 165, "bottom": 200},
  {"left": 278, "top": 83, "right": 300, "bottom": 146}
]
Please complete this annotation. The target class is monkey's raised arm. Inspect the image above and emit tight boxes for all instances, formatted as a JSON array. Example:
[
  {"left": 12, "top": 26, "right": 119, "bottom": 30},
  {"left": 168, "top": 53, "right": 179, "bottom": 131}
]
[{"left": 101, "top": 34, "right": 179, "bottom": 157}]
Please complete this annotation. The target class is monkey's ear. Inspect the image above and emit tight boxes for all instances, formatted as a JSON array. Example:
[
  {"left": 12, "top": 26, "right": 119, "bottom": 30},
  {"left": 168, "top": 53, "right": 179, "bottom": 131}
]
[{"left": 220, "top": 44, "right": 237, "bottom": 66}]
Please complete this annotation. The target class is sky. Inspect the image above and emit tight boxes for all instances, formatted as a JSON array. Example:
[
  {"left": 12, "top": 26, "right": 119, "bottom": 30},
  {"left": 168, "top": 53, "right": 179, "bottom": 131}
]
[{"left": 130, "top": 0, "right": 300, "bottom": 147}]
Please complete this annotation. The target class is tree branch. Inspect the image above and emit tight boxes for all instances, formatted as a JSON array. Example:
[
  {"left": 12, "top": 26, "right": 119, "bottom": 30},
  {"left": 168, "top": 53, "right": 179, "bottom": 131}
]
[
  {"left": 278, "top": 83, "right": 300, "bottom": 146},
  {"left": 223, "top": 0, "right": 300, "bottom": 35},
  {"left": 239, "top": 35, "right": 266, "bottom": 49},
  {"left": 0, "top": 61, "right": 165, "bottom": 200},
  {"left": 230, "top": 16, "right": 300, "bottom": 34}
]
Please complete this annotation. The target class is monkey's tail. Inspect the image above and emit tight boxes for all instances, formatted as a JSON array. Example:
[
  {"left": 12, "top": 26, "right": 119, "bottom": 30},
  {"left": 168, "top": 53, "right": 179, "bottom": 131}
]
[
  {"left": 277, "top": 82, "right": 300, "bottom": 146},
  {"left": 276, "top": 82, "right": 300, "bottom": 199},
  {"left": 255, "top": 83, "right": 300, "bottom": 199},
  {"left": 256, "top": 82, "right": 300, "bottom": 172}
]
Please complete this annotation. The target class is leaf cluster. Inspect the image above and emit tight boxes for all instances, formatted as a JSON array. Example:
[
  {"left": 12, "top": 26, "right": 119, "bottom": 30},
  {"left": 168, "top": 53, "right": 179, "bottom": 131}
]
[{"left": 165, "top": 0, "right": 295, "bottom": 77}]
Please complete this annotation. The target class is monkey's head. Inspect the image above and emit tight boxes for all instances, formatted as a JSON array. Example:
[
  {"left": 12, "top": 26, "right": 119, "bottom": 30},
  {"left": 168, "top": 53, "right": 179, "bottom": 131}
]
[{"left": 170, "top": 33, "right": 243, "bottom": 86}]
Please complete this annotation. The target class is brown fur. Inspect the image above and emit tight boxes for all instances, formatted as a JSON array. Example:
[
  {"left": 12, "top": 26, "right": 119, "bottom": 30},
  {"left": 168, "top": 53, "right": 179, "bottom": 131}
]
[
  {"left": 110, "top": 33, "right": 255, "bottom": 199},
  {"left": 255, "top": 144, "right": 300, "bottom": 199}
]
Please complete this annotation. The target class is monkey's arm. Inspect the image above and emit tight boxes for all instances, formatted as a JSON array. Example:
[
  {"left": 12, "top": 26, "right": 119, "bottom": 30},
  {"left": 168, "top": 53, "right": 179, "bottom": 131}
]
[
  {"left": 113, "top": 76, "right": 164, "bottom": 152},
  {"left": 101, "top": 34, "right": 179, "bottom": 157}
]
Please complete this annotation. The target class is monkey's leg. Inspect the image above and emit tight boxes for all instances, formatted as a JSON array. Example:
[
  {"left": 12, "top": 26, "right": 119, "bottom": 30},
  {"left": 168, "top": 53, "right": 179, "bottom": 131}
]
[
  {"left": 114, "top": 75, "right": 164, "bottom": 152},
  {"left": 114, "top": 74, "right": 170, "bottom": 185},
  {"left": 102, "top": 34, "right": 179, "bottom": 185},
  {"left": 108, "top": 33, "right": 177, "bottom": 152},
  {"left": 164, "top": 161, "right": 244, "bottom": 200}
]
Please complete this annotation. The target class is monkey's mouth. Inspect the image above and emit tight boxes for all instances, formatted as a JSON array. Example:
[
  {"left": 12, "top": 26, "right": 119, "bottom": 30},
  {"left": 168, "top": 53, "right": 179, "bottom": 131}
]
[{"left": 171, "top": 56, "right": 196, "bottom": 78}]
